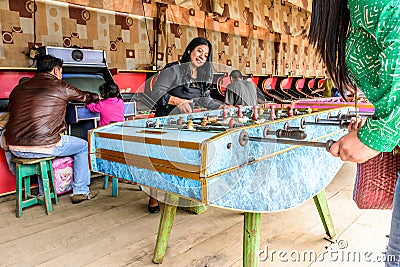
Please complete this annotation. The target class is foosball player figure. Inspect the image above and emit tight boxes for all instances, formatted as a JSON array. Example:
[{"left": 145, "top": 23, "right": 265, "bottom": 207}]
[
  {"left": 287, "top": 103, "right": 294, "bottom": 117},
  {"left": 276, "top": 109, "right": 283, "bottom": 118},
  {"left": 258, "top": 107, "right": 264, "bottom": 116},
  {"left": 237, "top": 105, "right": 243, "bottom": 118},
  {"left": 177, "top": 116, "right": 184, "bottom": 126},
  {"left": 187, "top": 120, "right": 195, "bottom": 130},
  {"left": 154, "top": 119, "right": 161, "bottom": 128},
  {"left": 209, "top": 116, "right": 218, "bottom": 123},
  {"left": 228, "top": 117, "right": 236, "bottom": 128},
  {"left": 222, "top": 107, "right": 228, "bottom": 119},
  {"left": 252, "top": 106, "right": 259, "bottom": 121},
  {"left": 270, "top": 106, "right": 275, "bottom": 121},
  {"left": 201, "top": 117, "right": 208, "bottom": 127}
]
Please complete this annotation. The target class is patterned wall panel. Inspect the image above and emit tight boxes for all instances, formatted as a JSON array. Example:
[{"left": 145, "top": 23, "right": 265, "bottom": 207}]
[
  {"left": 0, "top": 0, "right": 155, "bottom": 70},
  {"left": 59, "top": 0, "right": 313, "bottom": 15},
  {"left": 56, "top": 0, "right": 149, "bottom": 17},
  {"left": 201, "top": 0, "right": 310, "bottom": 36},
  {"left": 58, "top": 0, "right": 310, "bottom": 36},
  {"left": 0, "top": 0, "right": 324, "bottom": 76},
  {"left": 286, "top": 0, "right": 312, "bottom": 12}
]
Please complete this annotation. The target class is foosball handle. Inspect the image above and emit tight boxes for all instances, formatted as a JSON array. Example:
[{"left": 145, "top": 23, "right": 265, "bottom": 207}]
[
  {"left": 339, "top": 120, "right": 350, "bottom": 129},
  {"left": 325, "top": 139, "right": 336, "bottom": 152},
  {"left": 276, "top": 129, "right": 307, "bottom": 140}
]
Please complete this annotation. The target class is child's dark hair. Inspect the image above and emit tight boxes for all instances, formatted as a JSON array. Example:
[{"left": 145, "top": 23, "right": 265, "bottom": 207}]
[{"left": 99, "top": 82, "right": 121, "bottom": 99}]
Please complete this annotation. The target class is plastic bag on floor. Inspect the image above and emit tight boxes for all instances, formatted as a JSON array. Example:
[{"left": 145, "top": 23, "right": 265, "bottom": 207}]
[{"left": 52, "top": 157, "right": 74, "bottom": 195}]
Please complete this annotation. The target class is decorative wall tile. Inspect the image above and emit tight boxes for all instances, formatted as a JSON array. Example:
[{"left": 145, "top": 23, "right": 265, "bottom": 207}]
[{"left": 2, "top": 31, "right": 13, "bottom": 44}]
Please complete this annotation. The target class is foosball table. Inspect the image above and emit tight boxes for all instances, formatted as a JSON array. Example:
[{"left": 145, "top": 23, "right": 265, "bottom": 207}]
[{"left": 88, "top": 106, "right": 356, "bottom": 266}]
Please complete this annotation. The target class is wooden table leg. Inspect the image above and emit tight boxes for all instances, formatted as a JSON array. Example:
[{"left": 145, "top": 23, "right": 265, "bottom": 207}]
[
  {"left": 243, "top": 212, "right": 261, "bottom": 267},
  {"left": 152, "top": 193, "right": 179, "bottom": 264},
  {"left": 313, "top": 189, "right": 336, "bottom": 239}
]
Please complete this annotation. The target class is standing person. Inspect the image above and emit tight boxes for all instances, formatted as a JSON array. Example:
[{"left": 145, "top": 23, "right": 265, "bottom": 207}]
[
  {"left": 224, "top": 70, "right": 263, "bottom": 106},
  {"left": 5, "top": 55, "right": 100, "bottom": 204},
  {"left": 149, "top": 37, "right": 222, "bottom": 213},
  {"left": 308, "top": 0, "right": 400, "bottom": 265},
  {"left": 86, "top": 82, "right": 125, "bottom": 126}
]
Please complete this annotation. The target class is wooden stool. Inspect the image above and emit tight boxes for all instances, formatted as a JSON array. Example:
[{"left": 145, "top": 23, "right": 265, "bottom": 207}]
[{"left": 12, "top": 156, "right": 58, "bottom": 218}]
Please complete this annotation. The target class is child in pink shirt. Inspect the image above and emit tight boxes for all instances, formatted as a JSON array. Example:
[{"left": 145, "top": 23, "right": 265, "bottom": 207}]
[{"left": 86, "top": 82, "right": 125, "bottom": 126}]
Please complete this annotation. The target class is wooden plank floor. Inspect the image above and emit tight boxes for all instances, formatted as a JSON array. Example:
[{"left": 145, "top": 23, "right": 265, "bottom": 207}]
[{"left": 0, "top": 162, "right": 392, "bottom": 266}]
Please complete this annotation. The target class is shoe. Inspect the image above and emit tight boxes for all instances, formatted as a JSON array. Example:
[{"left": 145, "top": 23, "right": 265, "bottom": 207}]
[
  {"left": 148, "top": 202, "right": 160, "bottom": 214},
  {"left": 71, "top": 190, "right": 99, "bottom": 204}
]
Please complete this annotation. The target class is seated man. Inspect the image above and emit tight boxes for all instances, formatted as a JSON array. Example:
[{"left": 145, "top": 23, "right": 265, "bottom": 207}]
[
  {"left": 224, "top": 70, "right": 264, "bottom": 106},
  {"left": 5, "top": 54, "right": 100, "bottom": 204}
]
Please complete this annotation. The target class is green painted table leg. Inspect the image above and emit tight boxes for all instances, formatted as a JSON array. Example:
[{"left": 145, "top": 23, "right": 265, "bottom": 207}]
[
  {"left": 243, "top": 212, "right": 261, "bottom": 267},
  {"left": 313, "top": 189, "right": 336, "bottom": 239},
  {"left": 112, "top": 177, "right": 118, "bottom": 197},
  {"left": 153, "top": 194, "right": 179, "bottom": 264},
  {"left": 103, "top": 175, "right": 109, "bottom": 189}
]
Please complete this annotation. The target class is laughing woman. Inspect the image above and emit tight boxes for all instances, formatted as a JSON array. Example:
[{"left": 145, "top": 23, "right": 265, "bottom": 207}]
[{"left": 148, "top": 37, "right": 222, "bottom": 213}]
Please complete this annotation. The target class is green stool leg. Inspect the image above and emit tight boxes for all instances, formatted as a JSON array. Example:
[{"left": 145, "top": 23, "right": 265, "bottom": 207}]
[
  {"left": 153, "top": 194, "right": 179, "bottom": 264},
  {"left": 24, "top": 175, "right": 31, "bottom": 199},
  {"left": 103, "top": 175, "right": 109, "bottom": 189},
  {"left": 313, "top": 189, "right": 336, "bottom": 239},
  {"left": 111, "top": 177, "right": 118, "bottom": 197},
  {"left": 47, "top": 160, "right": 58, "bottom": 204},
  {"left": 40, "top": 161, "right": 52, "bottom": 214},
  {"left": 243, "top": 212, "right": 261, "bottom": 267},
  {"left": 15, "top": 164, "right": 23, "bottom": 218}
]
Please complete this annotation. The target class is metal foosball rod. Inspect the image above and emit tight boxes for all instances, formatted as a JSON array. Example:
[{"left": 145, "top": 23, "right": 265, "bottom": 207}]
[
  {"left": 247, "top": 137, "right": 335, "bottom": 152},
  {"left": 347, "top": 110, "right": 374, "bottom": 115},
  {"left": 124, "top": 121, "right": 230, "bottom": 132},
  {"left": 315, "top": 117, "right": 351, "bottom": 129},
  {"left": 194, "top": 125, "right": 228, "bottom": 131},
  {"left": 240, "top": 132, "right": 335, "bottom": 152},
  {"left": 300, "top": 118, "right": 350, "bottom": 129},
  {"left": 327, "top": 112, "right": 373, "bottom": 120},
  {"left": 338, "top": 113, "right": 373, "bottom": 120}
]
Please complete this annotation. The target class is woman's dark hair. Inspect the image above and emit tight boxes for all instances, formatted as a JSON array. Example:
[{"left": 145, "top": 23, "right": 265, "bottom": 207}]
[
  {"left": 308, "top": 0, "right": 354, "bottom": 98},
  {"left": 36, "top": 55, "right": 63, "bottom": 73},
  {"left": 180, "top": 37, "right": 213, "bottom": 84},
  {"left": 99, "top": 82, "right": 121, "bottom": 99}
]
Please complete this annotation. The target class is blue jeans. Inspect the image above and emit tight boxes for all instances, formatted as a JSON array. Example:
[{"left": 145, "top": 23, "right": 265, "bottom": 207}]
[
  {"left": 386, "top": 172, "right": 400, "bottom": 266},
  {"left": 11, "top": 135, "right": 90, "bottom": 195}
]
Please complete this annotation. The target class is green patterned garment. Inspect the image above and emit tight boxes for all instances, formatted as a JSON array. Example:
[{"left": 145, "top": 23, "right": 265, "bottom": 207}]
[{"left": 346, "top": 0, "right": 400, "bottom": 152}]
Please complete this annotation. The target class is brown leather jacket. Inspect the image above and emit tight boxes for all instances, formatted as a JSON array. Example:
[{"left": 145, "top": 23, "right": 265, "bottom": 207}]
[{"left": 5, "top": 72, "right": 99, "bottom": 146}]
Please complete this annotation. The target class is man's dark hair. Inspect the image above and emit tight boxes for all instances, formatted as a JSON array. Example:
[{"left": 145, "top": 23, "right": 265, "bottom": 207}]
[
  {"left": 36, "top": 55, "right": 63, "bottom": 73},
  {"left": 99, "top": 82, "right": 120, "bottom": 99},
  {"left": 229, "top": 70, "right": 243, "bottom": 80}
]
